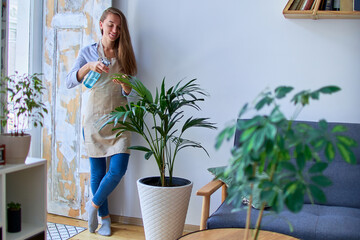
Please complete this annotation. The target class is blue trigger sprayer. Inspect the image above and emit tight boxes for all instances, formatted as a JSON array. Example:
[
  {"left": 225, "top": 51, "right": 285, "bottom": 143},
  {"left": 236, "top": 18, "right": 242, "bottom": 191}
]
[{"left": 83, "top": 58, "right": 111, "bottom": 88}]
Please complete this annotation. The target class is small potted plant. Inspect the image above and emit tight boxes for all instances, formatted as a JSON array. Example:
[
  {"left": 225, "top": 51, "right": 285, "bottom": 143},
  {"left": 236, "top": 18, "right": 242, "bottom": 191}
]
[
  {"left": 99, "top": 75, "right": 216, "bottom": 240},
  {"left": 0, "top": 72, "right": 48, "bottom": 163},
  {"left": 7, "top": 201, "right": 21, "bottom": 233}
]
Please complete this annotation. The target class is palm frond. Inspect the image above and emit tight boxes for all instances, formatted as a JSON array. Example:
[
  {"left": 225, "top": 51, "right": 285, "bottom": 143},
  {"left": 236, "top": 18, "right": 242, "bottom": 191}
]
[
  {"left": 182, "top": 117, "right": 217, "bottom": 133},
  {"left": 172, "top": 137, "right": 210, "bottom": 157}
]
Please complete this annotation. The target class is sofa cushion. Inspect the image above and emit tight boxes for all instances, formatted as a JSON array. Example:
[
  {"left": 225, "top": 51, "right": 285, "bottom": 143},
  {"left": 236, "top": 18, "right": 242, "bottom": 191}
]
[{"left": 207, "top": 202, "right": 360, "bottom": 240}]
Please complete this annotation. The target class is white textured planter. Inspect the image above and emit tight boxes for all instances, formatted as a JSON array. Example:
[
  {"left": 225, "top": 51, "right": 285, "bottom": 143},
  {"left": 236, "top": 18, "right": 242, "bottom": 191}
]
[
  {"left": 137, "top": 176, "right": 193, "bottom": 240},
  {"left": 0, "top": 133, "right": 31, "bottom": 164}
]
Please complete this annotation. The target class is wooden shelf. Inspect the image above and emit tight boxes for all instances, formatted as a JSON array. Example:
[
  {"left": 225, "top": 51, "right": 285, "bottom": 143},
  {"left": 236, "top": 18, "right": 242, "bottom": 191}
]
[
  {"left": 0, "top": 158, "right": 47, "bottom": 240},
  {"left": 284, "top": 0, "right": 360, "bottom": 19}
]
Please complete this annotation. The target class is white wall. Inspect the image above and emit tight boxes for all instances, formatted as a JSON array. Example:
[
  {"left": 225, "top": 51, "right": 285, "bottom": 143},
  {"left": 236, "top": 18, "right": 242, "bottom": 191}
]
[{"left": 110, "top": 0, "right": 360, "bottom": 225}]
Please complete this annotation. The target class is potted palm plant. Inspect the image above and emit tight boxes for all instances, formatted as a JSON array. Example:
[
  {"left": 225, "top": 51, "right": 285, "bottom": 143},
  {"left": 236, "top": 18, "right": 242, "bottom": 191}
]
[
  {"left": 215, "top": 85, "right": 357, "bottom": 240},
  {"left": 0, "top": 72, "right": 48, "bottom": 163},
  {"left": 99, "top": 75, "right": 216, "bottom": 240}
]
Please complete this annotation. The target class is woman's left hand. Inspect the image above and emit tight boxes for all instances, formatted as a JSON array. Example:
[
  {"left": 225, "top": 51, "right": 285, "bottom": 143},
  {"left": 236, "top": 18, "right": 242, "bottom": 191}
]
[{"left": 113, "top": 75, "right": 131, "bottom": 95}]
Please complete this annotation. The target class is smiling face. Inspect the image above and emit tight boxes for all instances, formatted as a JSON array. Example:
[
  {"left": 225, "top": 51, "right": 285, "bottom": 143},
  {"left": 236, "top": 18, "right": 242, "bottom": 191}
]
[{"left": 99, "top": 12, "right": 121, "bottom": 42}]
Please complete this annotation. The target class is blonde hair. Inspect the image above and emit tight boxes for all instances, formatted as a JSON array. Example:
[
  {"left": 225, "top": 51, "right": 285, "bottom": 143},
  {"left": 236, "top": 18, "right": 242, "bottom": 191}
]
[{"left": 100, "top": 7, "right": 137, "bottom": 76}]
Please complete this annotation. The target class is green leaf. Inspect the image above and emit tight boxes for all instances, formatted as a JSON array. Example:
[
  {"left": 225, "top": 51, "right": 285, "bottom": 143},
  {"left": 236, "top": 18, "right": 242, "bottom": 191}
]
[
  {"left": 244, "top": 165, "right": 254, "bottom": 177},
  {"left": 280, "top": 162, "right": 296, "bottom": 172},
  {"left": 336, "top": 142, "right": 356, "bottom": 164},
  {"left": 260, "top": 189, "right": 277, "bottom": 205},
  {"left": 318, "top": 119, "right": 328, "bottom": 131},
  {"left": 144, "top": 151, "right": 153, "bottom": 160},
  {"left": 308, "top": 162, "right": 328, "bottom": 173},
  {"left": 128, "top": 146, "right": 152, "bottom": 152},
  {"left": 260, "top": 180, "right": 274, "bottom": 190},
  {"left": 336, "top": 135, "right": 357, "bottom": 147},
  {"left": 285, "top": 182, "right": 305, "bottom": 213},
  {"left": 264, "top": 122, "right": 277, "bottom": 140},
  {"left": 238, "top": 103, "right": 248, "bottom": 118},
  {"left": 317, "top": 86, "right": 341, "bottom": 94},
  {"left": 271, "top": 192, "right": 284, "bottom": 213},
  {"left": 182, "top": 117, "right": 216, "bottom": 133},
  {"left": 269, "top": 107, "right": 285, "bottom": 123},
  {"left": 332, "top": 125, "right": 347, "bottom": 133},
  {"left": 310, "top": 91, "right": 319, "bottom": 100},
  {"left": 312, "top": 139, "right": 326, "bottom": 151},
  {"left": 291, "top": 90, "right": 310, "bottom": 106},
  {"left": 255, "top": 96, "right": 273, "bottom": 110},
  {"left": 311, "top": 175, "right": 332, "bottom": 187},
  {"left": 304, "top": 145, "right": 312, "bottom": 160},
  {"left": 240, "top": 126, "right": 257, "bottom": 142},
  {"left": 325, "top": 142, "right": 335, "bottom": 161},
  {"left": 296, "top": 152, "right": 306, "bottom": 171},
  {"left": 309, "top": 184, "right": 326, "bottom": 204},
  {"left": 215, "top": 124, "right": 236, "bottom": 149},
  {"left": 275, "top": 86, "right": 293, "bottom": 99},
  {"left": 252, "top": 129, "right": 266, "bottom": 151}
]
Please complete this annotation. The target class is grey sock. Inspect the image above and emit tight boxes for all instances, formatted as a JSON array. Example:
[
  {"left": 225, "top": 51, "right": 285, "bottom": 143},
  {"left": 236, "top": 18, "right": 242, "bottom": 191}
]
[
  {"left": 98, "top": 217, "right": 111, "bottom": 236},
  {"left": 85, "top": 201, "right": 98, "bottom": 233}
]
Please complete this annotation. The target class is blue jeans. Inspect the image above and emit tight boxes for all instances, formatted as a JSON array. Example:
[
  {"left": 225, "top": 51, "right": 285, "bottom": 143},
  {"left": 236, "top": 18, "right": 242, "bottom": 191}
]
[{"left": 89, "top": 153, "right": 129, "bottom": 217}]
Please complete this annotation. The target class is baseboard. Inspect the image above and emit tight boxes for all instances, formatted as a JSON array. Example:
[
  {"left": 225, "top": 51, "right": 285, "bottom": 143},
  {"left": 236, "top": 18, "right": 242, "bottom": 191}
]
[
  {"left": 183, "top": 224, "right": 200, "bottom": 233},
  {"left": 110, "top": 214, "right": 200, "bottom": 233},
  {"left": 110, "top": 214, "right": 143, "bottom": 226}
]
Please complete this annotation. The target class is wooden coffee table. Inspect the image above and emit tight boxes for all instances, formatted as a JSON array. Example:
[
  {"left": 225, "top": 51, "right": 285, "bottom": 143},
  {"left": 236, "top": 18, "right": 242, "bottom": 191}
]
[{"left": 179, "top": 228, "right": 298, "bottom": 240}]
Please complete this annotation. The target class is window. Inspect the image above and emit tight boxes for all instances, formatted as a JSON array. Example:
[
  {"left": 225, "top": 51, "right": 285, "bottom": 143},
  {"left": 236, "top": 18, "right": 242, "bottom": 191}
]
[
  {"left": 1, "top": 0, "right": 43, "bottom": 157},
  {"left": 7, "top": 0, "right": 31, "bottom": 132}
]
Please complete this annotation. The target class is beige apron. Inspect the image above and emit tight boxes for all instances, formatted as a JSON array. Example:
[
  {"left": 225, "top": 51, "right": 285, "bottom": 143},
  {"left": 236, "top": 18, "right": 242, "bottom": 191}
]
[{"left": 83, "top": 42, "right": 131, "bottom": 157}]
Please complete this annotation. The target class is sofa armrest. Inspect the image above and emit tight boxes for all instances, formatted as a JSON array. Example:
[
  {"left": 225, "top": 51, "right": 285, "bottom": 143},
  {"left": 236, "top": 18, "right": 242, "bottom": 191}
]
[{"left": 196, "top": 179, "right": 227, "bottom": 230}]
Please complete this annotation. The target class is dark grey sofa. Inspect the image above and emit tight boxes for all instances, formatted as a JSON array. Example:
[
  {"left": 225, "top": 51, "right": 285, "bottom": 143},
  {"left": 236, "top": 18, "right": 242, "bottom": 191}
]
[{"left": 198, "top": 121, "right": 360, "bottom": 240}]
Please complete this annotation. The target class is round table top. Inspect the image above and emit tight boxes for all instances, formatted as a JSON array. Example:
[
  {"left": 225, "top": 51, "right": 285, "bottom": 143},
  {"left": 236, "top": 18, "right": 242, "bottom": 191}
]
[{"left": 179, "top": 228, "right": 298, "bottom": 240}]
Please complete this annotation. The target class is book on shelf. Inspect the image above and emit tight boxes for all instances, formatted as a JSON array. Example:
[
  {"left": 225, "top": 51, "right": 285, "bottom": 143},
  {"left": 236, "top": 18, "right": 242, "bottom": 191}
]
[
  {"left": 295, "top": 0, "right": 305, "bottom": 9},
  {"left": 304, "top": 0, "right": 315, "bottom": 9},
  {"left": 355, "top": 0, "right": 360, "bottom": 10},
  {"left": 290, "top": 0, "right": 302, "bottom": 9},
  {"left": 340, "top": 0, "right": 353, "bottom": 11},
  {"left": 333, "top": 0, "right": 340, "bottom": 10},
  {"left": 311, "top": 0, "right": 317, "bottom": 9},
  {"left": 319, "top": 0, "right": 327, "bottom": 9},
  {"left": 302, "top": 0, "right": 309, "bottom": 10},
  {"left": 325, "top": 0, "right": 334, "bottom": 10}
]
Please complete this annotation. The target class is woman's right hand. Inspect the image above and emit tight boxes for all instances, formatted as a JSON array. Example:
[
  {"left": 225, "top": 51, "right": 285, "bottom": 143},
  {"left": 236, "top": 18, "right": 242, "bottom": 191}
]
[
  {"left": 89, "top": 61, "right": 109, "bottom": 74},
  {"left": 77, "top": 61, "right": 109, "bottom": 82}
]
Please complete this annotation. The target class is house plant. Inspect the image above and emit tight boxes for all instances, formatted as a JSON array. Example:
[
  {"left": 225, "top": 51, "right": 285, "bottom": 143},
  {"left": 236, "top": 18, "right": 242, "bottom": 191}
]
[
  {"left": 99, "top": 75, "right": 216, "bottom": 240},
  {"left": 7, "top": 201, "right": 21, "bottom": 233},
  {"left": 0, "top": 72, "right": 48, "bottom": 163},
  {"left": 215, "top": 85, "right": 357, "bottom": 240}
]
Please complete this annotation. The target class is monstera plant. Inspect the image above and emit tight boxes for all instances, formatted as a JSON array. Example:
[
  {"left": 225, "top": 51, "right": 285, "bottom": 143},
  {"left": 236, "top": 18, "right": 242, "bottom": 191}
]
[{"left": 215, "top": 85, "right": 357, "bottom": 240}]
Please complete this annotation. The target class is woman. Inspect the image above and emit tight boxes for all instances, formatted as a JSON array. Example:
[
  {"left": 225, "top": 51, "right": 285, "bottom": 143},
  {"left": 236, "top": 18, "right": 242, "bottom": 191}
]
[{"left": 66, "top": 7, "right": 137, "bottom": 236}]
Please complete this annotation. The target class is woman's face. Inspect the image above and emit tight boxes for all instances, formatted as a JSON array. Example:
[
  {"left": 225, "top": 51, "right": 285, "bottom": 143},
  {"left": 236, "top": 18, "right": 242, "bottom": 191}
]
[{"left": 100, "top": 12, "right": 121, "bottom": 42}]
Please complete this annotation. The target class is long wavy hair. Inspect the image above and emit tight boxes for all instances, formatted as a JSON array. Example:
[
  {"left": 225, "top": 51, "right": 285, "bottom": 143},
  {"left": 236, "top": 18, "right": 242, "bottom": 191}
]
[{"left": 100, "top": 7, "right": 137, "bottom": 76}]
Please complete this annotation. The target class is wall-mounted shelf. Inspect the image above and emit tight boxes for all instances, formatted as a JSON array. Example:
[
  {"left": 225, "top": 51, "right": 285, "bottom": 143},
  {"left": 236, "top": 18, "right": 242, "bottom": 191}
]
[{"left": 284, "top": 0, "right": 360, "bottom": 19}]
